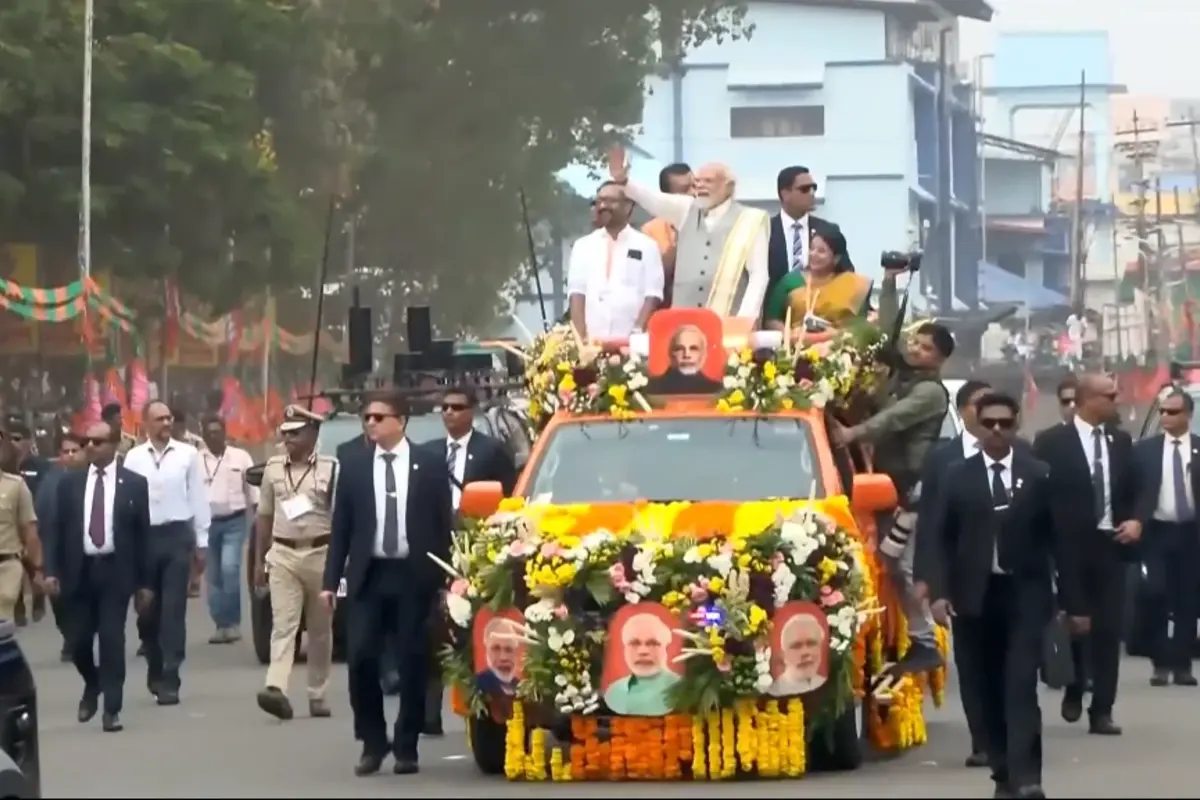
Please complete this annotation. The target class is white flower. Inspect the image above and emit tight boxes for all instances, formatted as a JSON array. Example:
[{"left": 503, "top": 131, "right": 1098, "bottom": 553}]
[
  {"left": 771, "top": 564, "right": 796, "bottom": 606},
  {"left": 683, "top": 546, "right": 703, "bottom": 564},
  {"left": 624, "top": 591, "right": 642, "bottom": 604},
  {"left": 630, "top": 579, "right": 652, "bottom": 596},
  {"left": 755, "top": 673, "right": 773, "bottom": 692},
  {"left": 722, "top": 375, "right": 740, "bottom": 390},
  {"left": 727, "top": 352, "right": 741, "bottom": 368},
  {"left": 706, "top": 552, "right": 733, "bottom": 577},
  {"left": 555, "top": 673, "right": 569, "bottom": 687},
  {"left": 631, "top": 548, "right": 656, "bottom": 574},
  {"left": 547, "top": 627, "right": 576, "bottom": 652},
  {"left": 628, "top": 373, "right": 648, "bottom": 390},
  {"left": 525, "top": 599, "right": 556, "bottom": 623},
  {"left": 445, "top": 593, "right": 473, "bottom": 628},
  {"left": 737, "top": 365, "right": 751, "bottom": 379}
]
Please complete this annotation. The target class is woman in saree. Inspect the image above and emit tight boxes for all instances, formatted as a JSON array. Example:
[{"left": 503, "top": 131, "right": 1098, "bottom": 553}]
[{"left": 764, "top": 228, "right": 871, "bottom": 346}]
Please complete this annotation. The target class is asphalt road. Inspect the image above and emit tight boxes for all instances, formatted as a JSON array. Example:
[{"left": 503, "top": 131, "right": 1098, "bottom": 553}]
[{"left": 26, "top": 599, "right": 1199, "bottom": 798}]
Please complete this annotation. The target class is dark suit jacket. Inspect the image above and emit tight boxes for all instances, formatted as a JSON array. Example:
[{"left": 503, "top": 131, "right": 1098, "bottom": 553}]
[
  {"left": 1032, "top": 421, "right": 1138, "bottom": 546},
  {"left": 426, "top": 432, "right": 517, "bottom": 497},
  {"left": 17, "top": 455, "right": 50, "bottom": 501},
  {"left": 915, "top": 450, "right": 1083, "bottom": 619},
  {"left": 1133, "top": 433, "right": 1200, "bottom": 533},
  {"left": 324, "top": 441, "right": 454, "bottom": 599},
  {"left": 47, "top": 465, "right": 151, "bottom": 598},
  {"left": 335, "top": 434, "right": 372, "bottom": 462},
  {"left": 766, "top": 213, "right": 854, "bottom": 307}
]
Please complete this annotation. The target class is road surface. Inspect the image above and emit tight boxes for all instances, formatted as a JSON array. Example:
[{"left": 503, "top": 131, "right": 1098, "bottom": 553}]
[{"left": 27, "top": 600, "right": 1197, "bottom": 798}]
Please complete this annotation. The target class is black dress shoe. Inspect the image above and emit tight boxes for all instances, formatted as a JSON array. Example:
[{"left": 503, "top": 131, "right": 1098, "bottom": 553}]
[
  {"left": 147, "top": 677, "right": 160, "bottom": 698},
  {"left": 155, "top": 689, "right": 180, "bottom": 706},
  {"left": 381, "top": 672, "right": 401, "bottom": 697},
  {"left": 423, "top": 719, "right": 444, "bottom": 737},
  {"left": 1088, "top": 715, "right": 1122, "bottom": 735},
  {"left": 101, "top": 712, "right": 123, "bottom": 733},
  {"left": 354, "top": 750, "right": 387, "bottom": 777},
  {"left": 966, "top": 751, "right": 989, "bottom": 768},
  {"left": 77, "top": 693, "right": 99, "bottom": 724},
  {"left": 1174, "top": 670, "right": 1198, "bottom": 687},
  {"left": 59, "top": 648, "right": 71, "bottom": 663},
  {"left": 1151, "top": 668, "right": 1171, "bottom": 687},
  {"left": 136, "top": 643, "right": 146, "bottom": 657},
  {"left": 256, "top": 687, "right": 294, "bottom": 721},
  {"left": 393, "top": 757, "right": 419, "bottom": 775},
  {"left": 1014, "top": 785, "right": 1046, "bottom": 799},
  {"left": 1061, "top": 693, "right": 1083, "bottom": 723},
  {"left": 993, "top": 783, "right": 1014, "bottom": 799}
]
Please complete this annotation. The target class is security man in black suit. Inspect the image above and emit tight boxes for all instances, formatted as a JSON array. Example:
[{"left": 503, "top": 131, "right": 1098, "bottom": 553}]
[
  {"left": 322, "top": 390, "right": 453, "bottom": 777},
  {"left": 45, "top": 420, "right": 152, "bottom": 733},
  {"left": 915, "top": 379, "right": 993, "bottom": 767},
  {"left": 766, "top": 165, "right": 854, "bottom": 308},
  {"left": 421, "top": 386, "right": 518, "bottom": 734},
  {"left": 1032, "top": 373, "right": 1140, "bottom": 736},
  {"left": 1133, "top": 388, "right": 1200, "bottom": 686},
  {"left": 916, "top": 392, "right": 1085, "bottom": 800}
]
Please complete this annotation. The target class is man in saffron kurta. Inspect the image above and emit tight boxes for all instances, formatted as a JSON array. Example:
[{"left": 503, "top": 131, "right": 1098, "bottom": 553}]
[{"left": 610, "top": 146, "right": 769, "bottom": 319}]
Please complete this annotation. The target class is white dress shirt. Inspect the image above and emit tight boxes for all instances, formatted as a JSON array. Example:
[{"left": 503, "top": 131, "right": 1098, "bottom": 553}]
[
  {"left": 778, "top": 209, "right": 810, "bottom": 270},
  {"left": 1155, "top": 435, "right": 1195, "bottom": 521},
  {"left": 373, "top": 440, "right": 411, "bottom": 558},
  {"left": 447, "top": 431, "right": 471, "bottom": 510},
  {"left": 1073, "top": 417, "right": 1113, "bottom": 530},
  {"left": 961, "top": 431, "right": 980, "bottom": 459},
  {"left": 123, "top": 439, "right": 212, "bottom": 548},
  {"left": 982, "top": 450, "right": 1014, "bottom": 574},
  {"left": 82, "top": 462, "right": 117, "bottom": 556},
  {"left": 622, "top": 182, "right": 769, "bottom": 318},
  {"left": 566, "top": 226, "right": 664, "bottom": 339},
  {"left": 201, "top": 445, "right": 258, "bottom": 516}
]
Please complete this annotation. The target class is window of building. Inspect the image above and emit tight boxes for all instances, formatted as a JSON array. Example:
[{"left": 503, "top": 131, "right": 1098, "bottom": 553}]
[{"left": 729, "top": 106, "right": 825, "bottom": 138}]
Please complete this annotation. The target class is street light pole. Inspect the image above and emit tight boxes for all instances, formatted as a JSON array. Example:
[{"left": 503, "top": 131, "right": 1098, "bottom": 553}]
[{"left": 79, "top": 0, "right": 94, "bottom": 281}]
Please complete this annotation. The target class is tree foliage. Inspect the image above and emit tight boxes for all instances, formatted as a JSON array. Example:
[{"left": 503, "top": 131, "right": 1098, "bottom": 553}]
[{"left": 0, "top": 0, "right": 749, "bottom": 330}]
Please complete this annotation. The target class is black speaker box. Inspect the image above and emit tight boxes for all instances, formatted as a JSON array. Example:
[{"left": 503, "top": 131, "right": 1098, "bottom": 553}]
[
  {"left": 347, "top": 307, "right": 373, "bottom": 375},
  {"left": 393, "top": 352, "right": 420, "bottom": 387},
  {"left": 407, "top": 306, "right": 432, "bottom": 353}
]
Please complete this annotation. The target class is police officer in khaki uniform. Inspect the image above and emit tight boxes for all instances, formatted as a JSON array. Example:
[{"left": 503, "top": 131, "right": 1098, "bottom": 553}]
[
  {"left": 253, "top": 405, "right": 336, "bottom": 721},
  {"left": 0, "top": 449, "right": 42, "bottom": 621}
]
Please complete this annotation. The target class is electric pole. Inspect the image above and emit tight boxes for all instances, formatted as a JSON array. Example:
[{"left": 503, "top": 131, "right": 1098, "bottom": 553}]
[
  {"left": 1069, "top": 71, "right": 1087, "bottom": 313},
  {"left": 1114, "top": 109, "right": 1160, "bottom": 355},
  {"left": 1165, "top": 107, "right": 1200, "bottom": 216}
]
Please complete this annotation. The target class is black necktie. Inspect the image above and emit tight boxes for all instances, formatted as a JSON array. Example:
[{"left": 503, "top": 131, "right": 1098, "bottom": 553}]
[
  {"left": 1091, "top": 428, "right": 1106, "bottom": 521},
  {"left": 89, "top": 469, "right": 106, "bottom": 548},
  {"left": 381, "top": 453, "right": 400, "bottom": 557},
  {"left": 991, "top": 462, "right": 1009, "bottom": 509}
]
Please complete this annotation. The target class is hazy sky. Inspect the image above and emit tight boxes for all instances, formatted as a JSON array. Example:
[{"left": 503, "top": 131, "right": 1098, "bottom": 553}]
[{"left": 959, "top": 0, "right": 1200, "bottom": 98}]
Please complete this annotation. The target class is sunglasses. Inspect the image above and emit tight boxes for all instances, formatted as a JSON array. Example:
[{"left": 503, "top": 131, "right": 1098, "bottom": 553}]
[
  {"left": 362, "top": 413, "right": 398, "bottom": 424},
  {"left": 82, "top": 437, "right": 111, "bottom": 447},
  {"left": 441, "top": 403, "right": 469, "bottom": 413},
  {"left": 979, "top": 418, "right": 1016, "bottom": 431},
  {"left": 1160, "top": 407, "right": 1188, "bottom": 416}
]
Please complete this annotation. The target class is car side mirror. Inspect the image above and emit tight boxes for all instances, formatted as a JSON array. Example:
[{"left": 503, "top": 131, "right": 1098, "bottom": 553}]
[
  {"left": 850, "top": 473, "right": 897, "bottom": 514},
  {"left": 245, "top": 463, "right": 266, "bottom": 488},
  {"left": 460, "top": 481, "right": 503, "bottom": 519}
]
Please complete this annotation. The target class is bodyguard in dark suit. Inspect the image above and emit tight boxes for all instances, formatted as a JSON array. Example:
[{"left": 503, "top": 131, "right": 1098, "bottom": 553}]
[
  {"left": 45, "top": 421, "right": 152, "bottom": 733},
  {"left": 35, "top": 432, "right": 89, "bottom": 661},
  {"left": 916, "top": 393, "right": 1085, "bottom": 800},
  {"left": 766, "top": 166, "right": 854, "bottom": 308},
  {"left": 1032, "top": 373, "right": 1140, "bottom": 735},
  {"left": 914, "top": 379, "right": 993, "bottom": 767},
  {"left": 1133, "top": 388, "right": 1200, "bottom": 686},
  {"left": 322, "top": 390, "right": 454, "bottom": 777}
]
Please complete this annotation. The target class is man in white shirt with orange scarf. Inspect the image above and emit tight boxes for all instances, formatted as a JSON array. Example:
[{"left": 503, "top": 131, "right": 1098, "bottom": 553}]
[{"left": 567, "top": 181, "right": 664, "bottom": 340}]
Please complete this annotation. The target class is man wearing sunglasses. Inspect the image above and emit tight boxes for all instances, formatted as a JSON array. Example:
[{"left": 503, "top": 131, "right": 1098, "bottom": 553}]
[
  {"left": 1133, "top": 389, "right": 1200, "bottom": 688},
  {"left": 917, "top": 392, "right": 1084, "bottom": 800},
  {"left": 420, "top": 386, "right": 517, "bottom": 734},
  {"left": 766, "top": 165, "right": 855, "bottom": 311},
  {"left": 1032, "top": 373, "right": 1139, "bottom": 736}
]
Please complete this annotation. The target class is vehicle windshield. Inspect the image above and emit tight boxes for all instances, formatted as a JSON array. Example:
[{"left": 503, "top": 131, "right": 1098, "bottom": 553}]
[
  {"left": 523, "top": 416, "right": 824, "bottom": 504},
  {"left": 316, "top": 413, "right": 478, "bottom": 455}
]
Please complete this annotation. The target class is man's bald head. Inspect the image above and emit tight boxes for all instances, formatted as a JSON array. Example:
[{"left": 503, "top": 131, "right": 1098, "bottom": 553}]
[
  {"left": 694, "top": 163, "right": 735, "bottom": 207},
  {"left": 1075, "top": 373, "right": 1118, "bottom": 425}
]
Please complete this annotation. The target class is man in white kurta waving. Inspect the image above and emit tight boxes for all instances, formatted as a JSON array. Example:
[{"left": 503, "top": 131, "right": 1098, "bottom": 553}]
[{"left": 608, "top": 145, "right": 769, "bottom": 319}]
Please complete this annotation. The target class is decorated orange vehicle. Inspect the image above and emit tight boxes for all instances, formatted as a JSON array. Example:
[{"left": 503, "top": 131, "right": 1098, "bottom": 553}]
[{"left": 435, "top": 308, "right": 949, "bottom": 781}]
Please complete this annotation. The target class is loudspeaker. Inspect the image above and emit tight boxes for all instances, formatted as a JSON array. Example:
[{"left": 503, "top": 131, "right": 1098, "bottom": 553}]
[
  {"left": 407, "top": 306, "right": 432, "bottom": 354},
  {"left": 393, "top": 352, "right": 420, "bottom": 387},
  {"left": 427, "top": 339, "right": 455, "bottom": 371},
  {"left": 504, "top": 352, "right": 524, "bottom": 378},
  {"left": 347, "top": 307, "right": 373, "bottom": 375}
]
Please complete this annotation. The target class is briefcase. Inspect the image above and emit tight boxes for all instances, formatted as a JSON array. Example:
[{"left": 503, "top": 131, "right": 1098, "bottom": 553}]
[{"left": 1040, "top": 615, "right": 1075, "bottom": 689}]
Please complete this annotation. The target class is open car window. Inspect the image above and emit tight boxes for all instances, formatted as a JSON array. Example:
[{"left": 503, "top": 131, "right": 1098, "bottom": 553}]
[{"left": 524, "top": 416, "right": 823, "bottom": 504}]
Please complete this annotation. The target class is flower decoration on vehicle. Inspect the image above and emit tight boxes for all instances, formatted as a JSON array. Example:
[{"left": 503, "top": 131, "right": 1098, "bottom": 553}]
[
  {"left": 522, "top": 324, "right": 651, "bottom": 436},
  {"left": 794, "top": 320, "right": 886, "bottom": 410},
  {"left": 716, "top": 346, "right": 814, "bottom": 413}
]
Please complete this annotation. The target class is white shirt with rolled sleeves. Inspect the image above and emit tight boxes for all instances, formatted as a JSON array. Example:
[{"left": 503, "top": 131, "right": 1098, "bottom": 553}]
[
  {"left": 566, "top": 226, "right": 664, "bottom": 340},
  {"left": 123, "top": 439, "right": 212, "bottom": 548},
  {"left": 622, "top": 182, "right": 769, "bottom": 318}
]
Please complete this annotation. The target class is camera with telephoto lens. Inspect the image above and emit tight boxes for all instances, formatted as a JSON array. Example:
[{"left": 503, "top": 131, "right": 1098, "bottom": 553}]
[{"left": 880, "top": 250, "right": 923, "bottom": 272}]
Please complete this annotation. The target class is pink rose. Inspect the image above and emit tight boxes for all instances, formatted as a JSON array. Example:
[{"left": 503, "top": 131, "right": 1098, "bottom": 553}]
[
  {"left": 715, "top": 655, "right": 732, "bottom": 673},
  {"left": 540, "top": 543, "right": 563, "bottom": 559},
  {"left": 608, "top": 354, "right": 622, "bottom": 366},
  {"left": 688, "top": 583, "right": 709, "bottom": 604},
  {"left": 770, "top": 552, "right": 786, "bottom": 570},
  {"left": 553, "top": 605, "right": 569, "bottom": 620},
  {"left": 509, "top": 540, "right": 533, "bottom": 558},
  {"left": 798, "top": 378, "right": 814, "bottom": 390},
  {"left": 608, "top": 563, "right": 631, "bottom": 590},
  {"left": 587, "top": 384, "right": 601, "bottom": 399},
  {"left": 449, "top": 578, "right": 470, "bottom": 597},
  {"left": 821, "top": 588, "right": 844, "bottom": 607}
]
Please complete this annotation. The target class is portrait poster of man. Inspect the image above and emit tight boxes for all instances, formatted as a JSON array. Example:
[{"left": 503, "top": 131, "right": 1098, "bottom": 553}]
[
  {"left": 600, "top": 603, "right": 684, "bottom": 715},
  {"left": 645, "top": 308, "right": 724, "bottom": 394},
  {"left": 471, "top": 607, "right": 526, "bottom": 696},
  {"left": 769, "top": 601, "right": 830, "bottom": 696}
]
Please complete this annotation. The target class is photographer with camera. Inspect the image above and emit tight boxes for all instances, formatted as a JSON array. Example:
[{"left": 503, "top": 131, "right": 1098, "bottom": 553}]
[{"left": 831, "top": 253, "right": 952, "bottom": 675}]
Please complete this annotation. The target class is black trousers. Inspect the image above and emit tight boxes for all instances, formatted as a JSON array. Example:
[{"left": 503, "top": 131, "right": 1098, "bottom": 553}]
[
  {"left": 1066, "top": 530, "right": 1129, "bottom": 716},
  {"left": 67, "top": 556, "right": 131, "bottom": 715},
  {"left": 139, "top": 522, "right": 194, "bottom": 692},
  {"left": 1144, "top": 520, "right": 1200, "bottom": 671},
  {"left": 346, "top": 559, "right": 435, "bottom": 759},
  {"left": 954, "top": 576, "right": 1044, "bottom": 790},
  {"left": 951, "top": 616, "right": 988, "bottom": 754}
]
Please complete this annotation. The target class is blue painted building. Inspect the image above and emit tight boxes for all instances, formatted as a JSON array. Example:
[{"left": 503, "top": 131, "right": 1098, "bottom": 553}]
[{"left": 502, "top": 0, "right": 995, "bottom": 336}]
